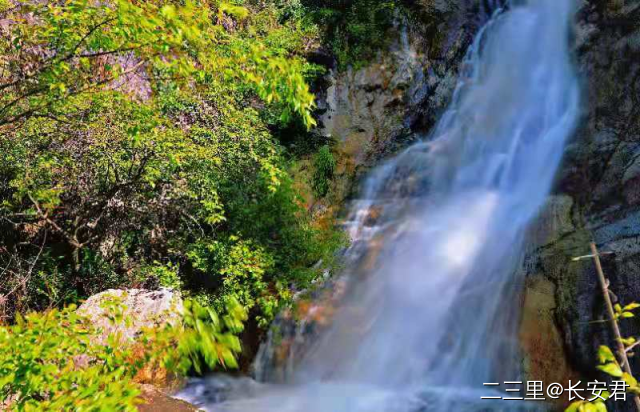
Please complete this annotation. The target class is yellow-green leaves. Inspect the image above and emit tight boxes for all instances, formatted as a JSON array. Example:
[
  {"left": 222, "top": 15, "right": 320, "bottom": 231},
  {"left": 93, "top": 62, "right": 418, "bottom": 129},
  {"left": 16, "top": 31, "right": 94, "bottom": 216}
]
[
  {"left": 0, "top": 0, "right": 317, "bottom": 129},
  {"left": 569, "top": 297, "right": 640, "bottom": 412},
  {"left": 1, "top": 2, "right": 342, "bottom": 374},
  {"left": 169, "top": 297, "right": 247, "bottom": 373},
  {"left": 219, "top": 3, "right": 250, "bottom": 21},
  {"left": 598, "top": 345, "right": 616, "bottom": 364},
  {"left": 566, "top": 399, "right": 608, "bottom": 412},
  {"left": 0, "top": 307, "right": 141, "bottom": 411},
  {"left": 0, "top": 298, "right": 247, "bottom": 410},
  {"left": 623, "top": 372, "right": 639, "bottom": 389},
  {"left": 597, "top": 345, "right": 623, "bottom": 377},
  {"left": 598, "top": 362, "right": 623, "bottom": 378},
  {"left": 621, "top": 336, "right": 636, "bottom": 346},
  {"left": 248, "top": 50, "right": 317, "bottom": 129},
  {"left": 0, "top": 0, "right": 10, "bottom": 13},
  {"left": 614, "top": 302, "right": 640, "bottom": 320}
]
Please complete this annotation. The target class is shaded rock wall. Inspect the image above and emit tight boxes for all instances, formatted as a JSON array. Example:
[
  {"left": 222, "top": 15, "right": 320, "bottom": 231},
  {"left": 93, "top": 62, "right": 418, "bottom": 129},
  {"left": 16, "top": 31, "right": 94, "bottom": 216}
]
[{"left": 519, "top": 1, "right": 640, "bottom": 410}]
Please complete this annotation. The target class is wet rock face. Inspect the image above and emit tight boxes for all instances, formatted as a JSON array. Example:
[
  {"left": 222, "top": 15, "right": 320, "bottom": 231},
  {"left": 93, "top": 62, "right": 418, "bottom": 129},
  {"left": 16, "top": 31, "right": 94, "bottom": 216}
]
[
  {"left": 314, "top": 0, "right": 494, "bottom": 187},
  {"left": 520, "top": 1, "right": 640, "bottom": 410}
]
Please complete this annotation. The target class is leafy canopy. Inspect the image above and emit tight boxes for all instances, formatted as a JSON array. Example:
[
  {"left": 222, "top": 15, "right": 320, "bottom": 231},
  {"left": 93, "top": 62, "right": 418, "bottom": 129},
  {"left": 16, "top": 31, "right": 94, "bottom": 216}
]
[{"left": 0, "top": 0, "right": 316, "bottom": 128}]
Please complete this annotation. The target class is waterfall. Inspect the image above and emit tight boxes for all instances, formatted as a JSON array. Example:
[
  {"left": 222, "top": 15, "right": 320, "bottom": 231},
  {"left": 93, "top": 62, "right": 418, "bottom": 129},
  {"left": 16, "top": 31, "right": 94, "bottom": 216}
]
[{"left": 178, "top": 0, "right": 580, "bottom": 410}]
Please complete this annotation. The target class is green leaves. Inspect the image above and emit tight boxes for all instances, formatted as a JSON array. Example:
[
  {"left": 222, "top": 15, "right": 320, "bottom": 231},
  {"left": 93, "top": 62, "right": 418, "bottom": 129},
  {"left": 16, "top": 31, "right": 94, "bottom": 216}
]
[
  {"left": 597, "top": 362, "right": 623, "bottom": 378},
  {"left": 598, "top": 345, "right": 616, "bottom": 364},
  {"left": 0, "top": 297, "right": 247, "bottom": 410},
  {"left": 597, "top": 345, "right": 623, "bottom": 379},
  {"left": 1, "top": 0, "right": 344, "bottom": 371},
  {"left": 0, "top": 0, "right": 317, "bottom": 128},
  {"left": 583, "top": 342, "right": 640, "bottom": 412},
  {"left": 187, "top": 237, "right": 277, "bottom": 324},
  {"left": 219, "top": 3, "right": 250, "bottom": 21},
  {"left": 312, "top": 145, "right": 336, "bottom": 197},
  {"left": 613, "top": 302, "right": 639, "bottom": 320},
  {"left": 164, "top": 297, "right": 247, "bottom": 374},
  {"left": 621, "top": 336, "right": 636, "bottom": 346},
  {"left": 305, "top": 0, "right": 400, "bottom": 70},
  {"left": 566, "top": 400, "right": 608, "bottom": 412},
  {"left": 0, "top": 307, "right": 141, "bottom": 411},
  {"left": 623, "top": 372, "right": 639, "bottom": 389}
]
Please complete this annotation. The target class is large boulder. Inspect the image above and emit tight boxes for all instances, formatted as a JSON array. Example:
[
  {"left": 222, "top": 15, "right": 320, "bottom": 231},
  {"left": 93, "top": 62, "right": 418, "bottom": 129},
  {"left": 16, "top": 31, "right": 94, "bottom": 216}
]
[
  {"left": 77, "top": 289, "right": 195, "bottom": 410},
  {"left": 78, "top": 288, "right": 183, "bottom": 343}
]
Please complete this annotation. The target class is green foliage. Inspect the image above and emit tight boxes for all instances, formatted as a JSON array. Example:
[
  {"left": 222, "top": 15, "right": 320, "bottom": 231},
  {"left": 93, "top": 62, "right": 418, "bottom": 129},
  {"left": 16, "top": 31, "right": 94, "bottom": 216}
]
[
  {"left": 614, "top": 302, "right": 640, "bottom": 320},
  {"left": 187, "top": 237, "right": 279, "bottom": 322},
  {"left": 312, "top": 145, "right": 336, "bottom": 197},
  {"left": 0, "top": 0, "right": 348, "bottom": 407},
  {"left": 0, "top": 0, "right": 316, "bottom": 128},
  {"left": 0, "top": 297, "right": 247, "bottom": 410},
  {"left": 566, "top": 398, "right": 609, "bottom": 412},
  {"left": 0, "top": 12, "right": 345, "bottom": 412},
  {"left": 1, "top": 82, "right": 341, "bottom": 323},
  {"left": 595, "top": 343, "right": 640, "bottom": 397},
  {"left": 0, "top": 0, "right": 343, "bottom": 326},
  {"left": 0, "top": 305, "right": 142, "bottom": 411},
  {"left": 597, "top": 345, "right": 623, "bottom": 377},
  {"left": 161, "top": 297, "right": 248, "bottom": 373},
  {"left": 301, "top": 0, "right": 400, "bottom": 69},
  {"left": 219, "top": 2, "right": 250, "bottom": 21},
  {"left": 566, "top": 301, "right": 640, "bottom": 412},
  {"left": 137, "top": 262, "right": 183, "bottom": 290}
]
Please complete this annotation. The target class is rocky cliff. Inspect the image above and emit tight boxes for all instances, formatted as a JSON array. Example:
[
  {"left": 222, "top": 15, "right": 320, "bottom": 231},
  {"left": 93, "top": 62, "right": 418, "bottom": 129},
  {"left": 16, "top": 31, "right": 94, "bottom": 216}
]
[
  {"left": 519, "top": 1, "right": 640, "bottom": 410},
  {"left": 311, "top": 0, "right": 498, "bottom": 203}
]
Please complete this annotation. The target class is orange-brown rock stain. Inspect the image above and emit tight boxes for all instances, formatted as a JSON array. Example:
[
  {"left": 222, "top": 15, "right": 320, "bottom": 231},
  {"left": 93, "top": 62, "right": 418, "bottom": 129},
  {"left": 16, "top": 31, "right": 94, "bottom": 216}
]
[{"left": 519, "top": 276, "right": 582, "bottom": 409}]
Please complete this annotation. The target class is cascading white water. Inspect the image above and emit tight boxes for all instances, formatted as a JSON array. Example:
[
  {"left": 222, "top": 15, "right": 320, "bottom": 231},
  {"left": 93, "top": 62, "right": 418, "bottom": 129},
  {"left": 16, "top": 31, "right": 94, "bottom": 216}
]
[{"left": 178, "top": 0, "right": 580, "bottom": 410}]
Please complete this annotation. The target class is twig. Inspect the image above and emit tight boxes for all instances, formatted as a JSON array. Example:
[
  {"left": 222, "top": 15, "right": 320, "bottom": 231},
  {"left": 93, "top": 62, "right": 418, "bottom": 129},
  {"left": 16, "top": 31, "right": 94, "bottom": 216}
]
[{"left": 626, "top": 340, "right": 640, "bottom": 354}]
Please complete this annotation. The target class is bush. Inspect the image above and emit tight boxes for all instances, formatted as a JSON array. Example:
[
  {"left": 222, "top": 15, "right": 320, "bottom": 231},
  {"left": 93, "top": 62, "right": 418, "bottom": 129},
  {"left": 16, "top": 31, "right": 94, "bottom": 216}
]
[
  {"left": 301, "top": 0, "right": 400, "bottom": 69},
  {"left": 0, "top": 296, "right": 247, "bottom": 411},
  {"left": 0, "top": 0, "right": 343, "bottom": 327},
  {"left": 0, "top": 305, "right": 142, "bottom": 411},
  {"left": 312, "top": 145, "right": 336, "bottom": 197}
]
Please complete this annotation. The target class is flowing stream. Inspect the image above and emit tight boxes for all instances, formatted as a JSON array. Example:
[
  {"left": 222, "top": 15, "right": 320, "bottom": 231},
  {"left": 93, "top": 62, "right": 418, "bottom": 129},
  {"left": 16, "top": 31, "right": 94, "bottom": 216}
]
[{"left": 179, "top": 0, "right": 580, "bottom": 410}]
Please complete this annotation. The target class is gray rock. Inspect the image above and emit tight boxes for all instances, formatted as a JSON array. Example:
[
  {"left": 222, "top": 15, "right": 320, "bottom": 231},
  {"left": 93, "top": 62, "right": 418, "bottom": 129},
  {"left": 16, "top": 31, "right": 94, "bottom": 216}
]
[{"left": 78, "top": 288, "right": 183, "bottom": 343}]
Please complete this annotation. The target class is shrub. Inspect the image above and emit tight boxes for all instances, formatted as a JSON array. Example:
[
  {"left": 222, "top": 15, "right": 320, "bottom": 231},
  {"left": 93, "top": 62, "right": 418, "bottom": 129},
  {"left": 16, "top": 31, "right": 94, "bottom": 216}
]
[
  {"left": 0, "top": 297, "right": 247, "bottom": 411},
  {"left": 0, "top": 0, "right": 344, "bottom": 354},
  {"left": 0, "top": 305, "right": 142, "bottom": 411},
  {"left": 312, "top": 145, "right": 336, "bottom": 197},
  {"left": 301, "top": 0, "right": 400, "bottom": 69}
]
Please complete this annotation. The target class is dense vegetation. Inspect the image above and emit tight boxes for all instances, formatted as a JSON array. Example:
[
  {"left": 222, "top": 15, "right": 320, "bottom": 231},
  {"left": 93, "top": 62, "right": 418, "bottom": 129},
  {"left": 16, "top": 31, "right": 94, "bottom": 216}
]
[
  {"left": 0, "top": 0, "right": 335, "bottom": 322},
  {"left": 300, "top": 0, "right": 398, "bottom": 69},
  {"left": 0, "top": 0, "right": 405, "bottom": 409},
  {"left": 0, "top": 294, "right": 248, "bottom": 410}
]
